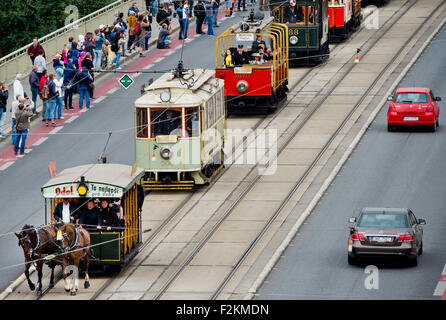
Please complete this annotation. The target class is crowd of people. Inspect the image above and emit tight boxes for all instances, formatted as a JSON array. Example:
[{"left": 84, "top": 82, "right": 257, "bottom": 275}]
[
  {"left": 223, "top": 35, "right": 275, "bottom": 67},
  {"left": 53, "top": 198, "right": 124, "bottom": 232}
]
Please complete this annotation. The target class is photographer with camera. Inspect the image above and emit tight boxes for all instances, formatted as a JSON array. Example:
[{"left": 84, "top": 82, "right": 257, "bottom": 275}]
[
  {"left": 13, "top": 98, "right": 33, "bottom": 155},
  {"left": 93, "top": 29, "right": 107, "bottom": 72}
]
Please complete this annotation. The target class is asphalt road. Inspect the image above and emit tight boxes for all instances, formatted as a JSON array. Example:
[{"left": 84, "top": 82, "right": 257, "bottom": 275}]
[
  {"left": 0, "top": 10, "right": 250, "bottom": 291},
  {"left": 256, "top": 23, "right": 446, "bottom": 300}
]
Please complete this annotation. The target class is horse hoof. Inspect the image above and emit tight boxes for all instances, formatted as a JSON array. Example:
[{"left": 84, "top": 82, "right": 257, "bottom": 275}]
[
  {"left": 65, "top": 288, "right": 70, "bottom": 292},
  {"left": 70, "top": 291, "right": 76, "bottom": 296},
  {"left": 84, "top": 281, "right": 90, "bottom": 289},
  {"left": 29, "top": 283, "right": 35, "bottom": 291},
  {"left": 37, "top": 289, "right": 42, "bottom": 296},
  {"left": 48, "top": 283, "right": 54, "bottom": 289}
]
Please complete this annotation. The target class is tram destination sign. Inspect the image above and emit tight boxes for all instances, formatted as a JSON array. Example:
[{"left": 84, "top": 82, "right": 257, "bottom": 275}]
[
  {"left": 42, "top": 183, "right": 125, "bottom": 198},
  {"left": 236, "top": 33, "right": 255, "bottom": 42},
  {"left": 119, "top": 74, "right": 134, "bottom": 90}
]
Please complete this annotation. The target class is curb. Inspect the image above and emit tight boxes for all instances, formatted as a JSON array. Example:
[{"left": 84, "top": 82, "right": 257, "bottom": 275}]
[{"left": 243, "top": 14, "right": 446, "bottom": 300}]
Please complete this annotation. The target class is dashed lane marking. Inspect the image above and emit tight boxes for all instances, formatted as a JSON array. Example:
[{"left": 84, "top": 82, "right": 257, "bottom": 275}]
[
  {"left": 143, "top": 64, "right": 154, "bottom": 70},
  {"left": 64, "top": 116, "right": 79, "bottom": 124},
  {"left": 107, "top": 87, "right": 119, "bottom": 94},
  {"left": 49, "top": 126, "right": 63, "bottom": 135},
  {"left": 433, "top": 263, "right": 446, "bottom": 299},
  {"left": 93, "top": 96, "right": 106, "bottom": 104},
  {"left": 0, "top": 162, "right": 14, "bottom": 171},
  {"left": 33, "top": 137, "right": 48, "bottom": 146},
  {"left": 153, "top": 57, "right": 164, "bottom": 63}
]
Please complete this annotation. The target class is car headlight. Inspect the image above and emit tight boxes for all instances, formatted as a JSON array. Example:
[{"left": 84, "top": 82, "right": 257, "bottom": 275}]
[
  {"left": 160, "top": 147, "right": 172, "bottom": 160},
  {"left": 290, "top": 36, "right": 298, "bottom": 45},
  {"left": 237, "top": 80, "right": 249, "bottom": 93}
]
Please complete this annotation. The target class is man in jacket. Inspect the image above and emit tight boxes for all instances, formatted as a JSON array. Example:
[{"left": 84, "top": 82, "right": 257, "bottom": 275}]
[
  {"left": 53, "top": 198, "right": 79, "bottom": 224},
  {"left": 14, "top": 103, "right": 33, "bottom": 155},
  {"left": 63, "top": 61, "right": 76, "bottom": 109},
  {"left": 194, "top": 1, "right": 206, "bottom": 34},
  {"left": 73, "top": 67, "right": 93, "bottom": 109},
  {"left": 29, "top": 67, "right": 40, "bottom": 114},
  {"left": 99, "top": 199, "right": 120, "bottom": 231},
  {"left": 204, "top": 0, "right": 215, "bottom": 35},
  {"left": 27, "top": 38, "right": 46, "bottom": 65},
  {"left": 94, "top": 29, "right": 107, "bottom": 71},
  {"left": 232, "top": 45, "right": 249, "bottom": 65},
  {"left": 0, "top": 82, "right": 8, "bottom": 138},
  {"left": 43, "top": 73, "right": 57, "bottom": 127},
  {"left": 156, "top": 3, "right": 172, "bottom": 27},
  {"left": 79, "top": 199, "right": 102, "bottom": 232}
]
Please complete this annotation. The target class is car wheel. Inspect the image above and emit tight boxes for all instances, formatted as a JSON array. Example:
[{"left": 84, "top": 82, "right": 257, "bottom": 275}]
[
  {"left": 430, "top": 123, "right": 436, "bottom": 132},
  {"left": 418, "top": 242, "right": 423, "bottom": 255},
  {"left": 436, "top": 119, "right": 439, "bottom": 127},
  {"left": 348, "top": 255, "right": 357, "bottom": 265},
  {"left": 387, "top": 124, "right": 394, "bottom": 132},
  {"left": 408, "top": 255, "right": 418, "bottom": 267}
]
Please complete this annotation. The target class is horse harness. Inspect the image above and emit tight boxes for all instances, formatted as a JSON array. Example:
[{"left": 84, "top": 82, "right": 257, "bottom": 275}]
[{"left": 65, "top": 226, "right": 89, "bottom": 254}]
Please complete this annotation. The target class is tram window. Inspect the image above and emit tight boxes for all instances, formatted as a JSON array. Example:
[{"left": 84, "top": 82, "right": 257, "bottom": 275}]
[
  {"left": 307, "top": 6, "right": 318, "bottom": 25},
  {"left": 136, "top": 108, "right": 148, "bottom": 138},
  {"left": 150, "top": 109, "right": 182, "bottom": 137},
  {"left": 185, "top": 108, "right": 200, "bottom": 137},
  {"left": 285, "top": 5, "right": 306, "bottom": 25}
]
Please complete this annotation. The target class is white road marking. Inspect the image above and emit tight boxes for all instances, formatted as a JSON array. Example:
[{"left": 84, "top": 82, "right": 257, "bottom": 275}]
[
  {"left": 107, "top": 87, "right": 119, "bottom": 94},
  {"left": 64, "top": 116, "right": 79, "bottom": 123},
  {"left": 33, "top": 137, "right": 48, "bottom": 146},
  {"left": 49, "top": 126, "right": 63, "bottom": 135},
  {"left": 154, "top": 57, "right": 164, "bottom": 63},
  {"left": 0, "top": 162, "right": 14, "bottom": 171},
  {"left": 165, "top": 50, "right": 174, "bottom": 56},
  {"left": 93, "top": 96, "right": 106, "bottom": 104},
  {"left": 143, "top": 64, "right": 154, "bottom": 70},
  {"left": 80, "top": 108, "right": 88, "bottom": 113},
  {"left": 133, "top": 73, "right": 141, "bottom": 78},
  {"left": 433, "top": 263, "right": 446, "bottom": 298}
]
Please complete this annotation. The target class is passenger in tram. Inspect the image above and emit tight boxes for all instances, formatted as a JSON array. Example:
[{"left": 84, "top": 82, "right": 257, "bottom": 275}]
[
  {"left": 186, "top": 109, "right": 199, "bottom": 136},
  {"left": 249, "top": 53, "right": 264, "bottom": 65},
  {"left": 99, "top": 199, "right": 120, "bottom": 231},
  {"left": 53, "top": 198, "right": 79, "bottom": 224},
  {"left": 224, "top": 49, "right": 233, "bottom": 67},
  {"left": 285, "top": 5, "right": 305, "bottom": 24},
  {"left": 79, "top": 199, "right": 102, "bottom": 232},
  {"left": 161, "top": 110, "right": 181, "bottom": 135},
  {"left": 251, "top": 35, "right": 267, "bottom": 53},
  {"left": 232, "top": 44, "right": 249, "bottom": 66}
]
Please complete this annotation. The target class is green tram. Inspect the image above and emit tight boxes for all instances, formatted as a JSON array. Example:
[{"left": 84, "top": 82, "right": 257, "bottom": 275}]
[
  {"left": 135, "top": 69, "right": 226, "bottom": 190},
  {"left": 270, "top": 0, "right": 329, "bottom": 64},
  {"left": 41, "top": 163, "right": 145, "bottom": 267}
]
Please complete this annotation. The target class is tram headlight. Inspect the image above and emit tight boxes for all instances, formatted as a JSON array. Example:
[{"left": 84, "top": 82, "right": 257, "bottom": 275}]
[
  {"left": 290, "top": 36, "right": 298, "bottom": 45},
  {"left": 160, "top": 147, "right": 172, "bottom": 160},
  {"left": 237, "top": 80, "right": 249, "bottom": 93}
]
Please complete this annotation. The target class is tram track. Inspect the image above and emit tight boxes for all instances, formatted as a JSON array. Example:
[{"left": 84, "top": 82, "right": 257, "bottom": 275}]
[
  {"left": 23, "top": 0, "right": 424, "bottom": 300},
  {"left": 149, "top": 0, "right": 444, "bottom": 300}
]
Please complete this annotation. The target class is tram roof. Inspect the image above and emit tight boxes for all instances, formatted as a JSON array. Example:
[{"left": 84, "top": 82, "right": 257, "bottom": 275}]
[
  {"left": 42, "top": 163, "right": 145, "bottom": 191},
  {"left": 135, "top": 69, "right": 223, "bottom": 107}
]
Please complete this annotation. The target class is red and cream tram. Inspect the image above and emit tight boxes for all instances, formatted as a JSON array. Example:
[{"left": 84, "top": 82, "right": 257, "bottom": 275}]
[{"left": 328, "top": 0, "right": 362, "bottom": 42}]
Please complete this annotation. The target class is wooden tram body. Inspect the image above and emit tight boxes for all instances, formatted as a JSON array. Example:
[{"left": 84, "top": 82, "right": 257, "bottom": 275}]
[
  {"left": 135, "top": 69, "right": 226, "bottom": 190},
  {"left": 270, "top": 0, "right": 330, "bottom": 64},
  {"left": 41, "top": 164, "right": 145, "bottom": 266},
  {"left": 328, "top": 0, "right": 362, "bottom": 42},
  {"left": 215, "top": 17, "right": 289, "bottom": 113}
]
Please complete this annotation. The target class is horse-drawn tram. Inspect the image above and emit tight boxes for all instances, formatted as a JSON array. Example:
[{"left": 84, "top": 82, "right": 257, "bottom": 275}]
[
  {"left": 215, "top": 15, "right": 289, "bottom": 113},
  {"left": 135, "top": 68, "right": 226, "bottom": 190},
  {"left": 41, "top": 163, "right": 145, "bottom": 267}
]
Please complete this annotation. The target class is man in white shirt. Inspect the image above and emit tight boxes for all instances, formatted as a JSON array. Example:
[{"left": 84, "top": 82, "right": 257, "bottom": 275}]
[
  {"left": 13, "top": 74, "right": 24, "bottom": 102},
  {"left": 53, "top": 199, "right": 76, "bottom": 223},
  {"left": 33, "top": 49, "right": 47, "bottom": 79}
]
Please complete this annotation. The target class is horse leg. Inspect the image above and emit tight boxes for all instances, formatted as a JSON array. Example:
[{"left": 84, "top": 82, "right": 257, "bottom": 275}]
[
  {"left": 36, "top": 261, "right": 43, "bottom": 296},
  {"left": 62, "top": 259, "right": 70, "bottom": 292},
  {"left": 84, "top": 254, "right": 90, "bottom": 289},
  {"left": 49, "top": 262, "right": 55, "bottom": 289},
  {"left": 24, "top": 261, "right": 35, "bottom": 291},
  {"left": 71, "top": 258, "right": 80, "bottom": 296}
]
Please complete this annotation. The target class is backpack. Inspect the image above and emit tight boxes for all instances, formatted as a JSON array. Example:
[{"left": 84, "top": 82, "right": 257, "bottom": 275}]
[
  {"left": 41, "top": 83, "right": 49, "bottom": 100},
  {"left": 135, "top": 23, "right": 142, "bottom": 36},
  {"left": 67, "top": 48, "right": 73, "bottom": 59},
  {"left": 111, "top": 42, "right": 119, "bottom": 53}
]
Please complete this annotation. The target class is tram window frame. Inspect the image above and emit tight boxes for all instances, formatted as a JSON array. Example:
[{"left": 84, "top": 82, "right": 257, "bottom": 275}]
[
  {"left": 285, "top": 5, "right": 306, "bottom": 25},
  {"left": 136, "top": 108, "right": 148, "bottom": 138},
  {"left": 150, "top": 108, "right": 183, "bottom": 138},
  {"left": 307, "top": 6, "right": 318, "bottom": 25},
  {"left": 185, "top": 107, "right": 200, "bottom": 137}
]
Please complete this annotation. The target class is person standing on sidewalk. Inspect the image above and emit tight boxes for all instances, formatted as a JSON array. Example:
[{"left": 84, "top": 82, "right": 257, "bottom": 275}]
[
  {"left": 93, "top": 29, "right": 107, "bottom": 72},
  {"left": 111, "top": 32, "right": 125, "bottom": 70},
  {"left": 27, "top": 38, "right": 45, "bottom": 65},
  {"left": 63, "top": 60, "right": 76, "bottom": 109},
  {"left": 204, "top": 0, "right": 215, "bottom": 36},
  {"left": 39, "top": 70, "right": 49, "bottom": 121},
  {"left": 0, "top": 83, "right": 8, "bottom": 139},
  {"left": 44, "top": 73, "right": 57, "bottom": 127},
  {"left": 177, "top": 2, "right": 189, "bottom": 40},
  {"left": 34, "top": 50, "right": 47, "bottom": 80},
  {"left": 142, "top": 11, "right": 153, "bottom": 51},
  {"left": 127, "top": 11, "right": 138, "bottom": 53},
  {"left": 194, "top": 1, "right": 206, "bottom": 34},
  {"left": 74, "top": 67, "right": 93, "bottom": 109},
  {"left": 29, "top": 67, "right": 40, "bottom": 114},
  {"left": 212, "top": 0, "right": 220, "bottom": 28},
  {"left": 13, "top": 74, "right": 25, "bottom": 103},
  {"left": 13, "top": 103, "right": 33, "bottom": 155},
  {"left": 54, "top": 68, "right": 64, "bottom": 120}
]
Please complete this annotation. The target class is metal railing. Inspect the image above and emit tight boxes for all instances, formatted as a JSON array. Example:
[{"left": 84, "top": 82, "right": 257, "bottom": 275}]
[{"left": 0, "top": 0, "right": 146, "bottom": 84}]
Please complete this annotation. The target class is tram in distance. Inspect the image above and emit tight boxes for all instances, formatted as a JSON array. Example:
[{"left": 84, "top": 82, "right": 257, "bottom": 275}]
[
  {"left": 328, "top": 0, "right": 363, "bottom": 42},
  {"left": 270, "top": 0, "right": 330, "bottom": 64},
  {"left": 215, "top": 14, "right": 289, "bottom": 113},
  {"left": 135, "top": 69, "right": 226, "bottom": 190},
  {"left": 41, "top": 163, "right": 145, "bottom": 268}
]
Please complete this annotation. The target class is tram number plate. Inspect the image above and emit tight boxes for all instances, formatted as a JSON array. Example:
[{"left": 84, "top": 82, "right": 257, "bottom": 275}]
[{"left": 403, "top": 117, "right": 418, "bottom": 121}]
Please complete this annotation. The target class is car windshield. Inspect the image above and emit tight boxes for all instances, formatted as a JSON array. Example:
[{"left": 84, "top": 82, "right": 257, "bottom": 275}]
[
  {"left": 357, "top": 213, "right": 409, "bottom": 229},
  {"left": 394, "top": 93, "right": 429, "bottom": 103}
]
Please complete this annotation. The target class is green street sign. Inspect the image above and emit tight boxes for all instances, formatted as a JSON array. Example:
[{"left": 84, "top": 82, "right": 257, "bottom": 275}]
[{"left": 119, "top": 74, "right": 134, "bottom": 89}]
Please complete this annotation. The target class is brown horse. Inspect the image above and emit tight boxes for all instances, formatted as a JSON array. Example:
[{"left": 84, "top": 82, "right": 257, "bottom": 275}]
[
  {"left": 15, "top": 224, "right": 59, "bottom": 296},
  {"left": 57, "top": 223, "right": 91, "bottom": 295}
]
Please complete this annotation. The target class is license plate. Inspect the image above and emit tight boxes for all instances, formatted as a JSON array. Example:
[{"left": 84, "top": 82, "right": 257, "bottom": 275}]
[
  {"left": 371, "top": 236, "right": 392, "bottom": 243},
  {"left": 403, "top": 117, "right": 418, "bottom": 121}
]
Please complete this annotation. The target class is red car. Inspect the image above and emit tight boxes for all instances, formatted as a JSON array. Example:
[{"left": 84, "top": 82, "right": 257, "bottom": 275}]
[{"left": 387, "top": 87, "right": 441, "bottom": 132}]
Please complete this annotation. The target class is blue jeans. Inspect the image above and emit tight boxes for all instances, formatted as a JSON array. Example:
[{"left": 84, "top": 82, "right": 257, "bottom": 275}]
[
  {"left": 14, "top": 129, "right": 28, "bottom": 155},
  {"left": 45, "top": 99, "right": 56, "bottom": 120},
  {"left": 238, "top": 0, "right": 246, "bottom": 10},
  {"left": 205, "top": 16, "right": 214, "bottom": 35},
  {"left": 0, "top": 109, "right": 5, "bottom": 136},
  {"left": 93, "top": 49, "right": 103, "bottom": 71},
  {"left": 54, "top": 96, "right": 63, "bottom": 118},
  {"left": 112, "top": 53, "right": 121, "bottom": 68},
  {"left": 31, "top": 87, "right": 39, "bottom": 113},
  {"left": 179, "top": 19, "right": 189, "bottom": 39},
  {"left": 79, "top": 85, "right": 90, "bottom": 109},
  {"left": 11, "top": 118, "right": 16, "bottom": 145},
  {"left": 213, "top": 7, "right": 219, "bottom": 26}
]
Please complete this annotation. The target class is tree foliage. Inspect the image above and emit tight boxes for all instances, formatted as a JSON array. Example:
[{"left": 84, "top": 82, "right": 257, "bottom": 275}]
[{"left": 0, "top": 0, "right": 115, "bottom": 57}]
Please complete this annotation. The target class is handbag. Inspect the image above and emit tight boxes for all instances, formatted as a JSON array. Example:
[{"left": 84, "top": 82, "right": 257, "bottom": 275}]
[{"left": 145, "top": 30, "right": 152, "bottom": 39}]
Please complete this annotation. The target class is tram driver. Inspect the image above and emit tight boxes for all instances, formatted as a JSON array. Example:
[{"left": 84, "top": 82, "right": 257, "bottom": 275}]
[
  {"left": 53, "top": 198, "right": 79, "bottom": 224},
  {"left": 232, "top": 44, "right": 249, "bottom": 66},
  {"left": 161, "top": 110, "right": 181, "bottom": 136},
  {"left": 186, "top": 109, "right": 199, "bottom": 136},
  {"left": 285, "top": 5, "right": 305, "bottom": 24}
]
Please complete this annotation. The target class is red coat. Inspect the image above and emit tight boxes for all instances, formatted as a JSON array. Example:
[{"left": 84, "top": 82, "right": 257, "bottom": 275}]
[
  {"left": 39, "top": 75, "right": 48, "bottom": 92},
  {"left": 27, "top": 43, "right": 46, "bottom": 62}
]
